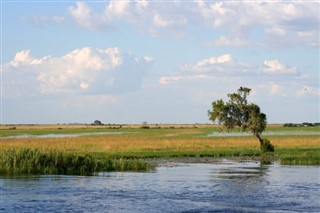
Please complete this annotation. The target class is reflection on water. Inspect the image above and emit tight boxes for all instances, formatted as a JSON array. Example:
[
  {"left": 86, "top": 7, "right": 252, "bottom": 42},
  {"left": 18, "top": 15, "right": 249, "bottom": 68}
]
[
  {"left": 1, "top": 160, "right": 319, "bottom": 213},
  {"left": 212, "top": 159, "right": 269, "bottom": 180}
]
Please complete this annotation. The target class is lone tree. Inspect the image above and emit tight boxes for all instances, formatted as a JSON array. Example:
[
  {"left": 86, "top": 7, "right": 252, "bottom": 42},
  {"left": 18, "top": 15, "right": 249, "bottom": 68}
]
[{"left": 208, "top": 87, "right": 274, "bottom": 152}]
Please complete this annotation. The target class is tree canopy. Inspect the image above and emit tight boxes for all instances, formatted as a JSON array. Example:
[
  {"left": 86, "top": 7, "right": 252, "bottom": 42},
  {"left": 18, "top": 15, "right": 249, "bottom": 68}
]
[{"left": 208, "top": 87, "right": 274, "bottom": 152}]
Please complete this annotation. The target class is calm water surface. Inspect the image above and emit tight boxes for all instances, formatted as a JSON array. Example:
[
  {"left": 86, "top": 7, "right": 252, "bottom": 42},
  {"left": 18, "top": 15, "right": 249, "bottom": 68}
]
[{"left": 1, "top": 160, "right": 319, "bottom": 213}]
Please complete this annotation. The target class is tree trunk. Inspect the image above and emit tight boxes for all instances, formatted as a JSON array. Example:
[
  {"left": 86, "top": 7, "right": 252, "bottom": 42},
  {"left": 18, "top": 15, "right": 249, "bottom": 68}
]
[{"left": 255, "top": 133, "right": 263, "bottom": 145}]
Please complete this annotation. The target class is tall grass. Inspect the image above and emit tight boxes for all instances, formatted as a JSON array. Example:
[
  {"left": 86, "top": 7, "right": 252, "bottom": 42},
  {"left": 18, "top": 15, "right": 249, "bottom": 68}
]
[
  {"left": 276, "top": 148, "right": 320, "bottom": 166},
  {"left": 279, "top": 157, "right": 320, "bottom": 165},
  {"left": 0, "top": 148, "right": 154, "bottom": 175}
]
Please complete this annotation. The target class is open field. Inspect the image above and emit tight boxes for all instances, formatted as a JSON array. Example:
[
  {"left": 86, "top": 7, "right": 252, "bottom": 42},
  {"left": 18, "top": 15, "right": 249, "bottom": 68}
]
[{"left": 1, "top": 125, "right": 319, "bottom": 168}]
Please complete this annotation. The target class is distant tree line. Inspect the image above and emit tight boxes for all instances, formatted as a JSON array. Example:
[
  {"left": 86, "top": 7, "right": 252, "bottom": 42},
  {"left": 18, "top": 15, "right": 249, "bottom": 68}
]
[{"left": 283, "top": 122, "right": 320, "bottom": 127}]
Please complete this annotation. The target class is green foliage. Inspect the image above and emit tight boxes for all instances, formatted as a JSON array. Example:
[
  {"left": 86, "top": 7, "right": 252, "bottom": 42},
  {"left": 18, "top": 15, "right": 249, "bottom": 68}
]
[
  {"left": 208, "top": 87, "right": 273, "bottom": 152},
  {"left": 208, "top": 87, "right": 266, "bottom": 134},
  {"left": 0, "top": 148, "right": 154, "bottom": 175},
  {"left": 260, "top": 138, "right": 274, "bottom": 153}
]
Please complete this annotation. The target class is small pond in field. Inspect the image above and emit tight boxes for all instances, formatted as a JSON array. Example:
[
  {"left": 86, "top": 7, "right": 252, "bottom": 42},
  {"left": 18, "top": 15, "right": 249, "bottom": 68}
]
[
  {"left": 208, "top": 130, "right": 320, "bottom": 137},
  {"left": 0, "top": 132, "right": 134, "bottom": 139},
  {"left": 1, "top": 159, "right": 319, "bottom": 213}
]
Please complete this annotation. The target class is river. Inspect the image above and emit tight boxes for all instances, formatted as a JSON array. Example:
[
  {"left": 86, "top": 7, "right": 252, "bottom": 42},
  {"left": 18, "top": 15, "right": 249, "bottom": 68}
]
[{"left": 1, "top": 159, "right": 319, "bottom": 212}]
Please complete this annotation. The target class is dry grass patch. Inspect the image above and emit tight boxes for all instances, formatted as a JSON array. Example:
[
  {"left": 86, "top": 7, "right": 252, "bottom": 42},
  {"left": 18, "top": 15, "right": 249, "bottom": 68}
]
[
  {"left": 0, "top": 136, "right": 261, "bottom": 154},
  {"left": 268, "top": 137, "right": 319, "bottom": 148}
]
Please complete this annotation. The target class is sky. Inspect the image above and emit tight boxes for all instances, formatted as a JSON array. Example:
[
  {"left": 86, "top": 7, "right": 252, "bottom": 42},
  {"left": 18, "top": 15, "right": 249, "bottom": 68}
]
[{"left": 1, "top": 0, "right": 319, "bottom": 124}]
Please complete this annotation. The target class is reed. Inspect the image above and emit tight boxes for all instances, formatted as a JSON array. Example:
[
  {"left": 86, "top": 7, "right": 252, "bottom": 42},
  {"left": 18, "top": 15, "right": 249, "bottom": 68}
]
[
  {"left": 0, "top": 148, "right": 155, "bottom": 175},
  {"left": 279, "top": 157, "right": 320, "bottom": 165}
]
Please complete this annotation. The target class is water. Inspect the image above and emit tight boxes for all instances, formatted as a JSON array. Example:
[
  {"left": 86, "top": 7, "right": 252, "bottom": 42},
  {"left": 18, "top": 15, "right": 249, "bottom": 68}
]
[
  {"left": 208, "top": 131, "right": 320, "bottom": 137},
  {"left": 1, "top": 160, "right": 319, "bottom": 213},
  {"left": 0, "top": 132, "right": 135, "bottom": 139}
]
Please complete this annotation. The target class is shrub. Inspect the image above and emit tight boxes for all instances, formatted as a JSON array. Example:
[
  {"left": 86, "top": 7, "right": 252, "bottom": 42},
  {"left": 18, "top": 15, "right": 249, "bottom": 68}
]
[
  {"left": 260, "top": 138, "right": 274, "bottom": 153},
  {"left": 140, "top": 126, "right": 150, "bottom": 129}
]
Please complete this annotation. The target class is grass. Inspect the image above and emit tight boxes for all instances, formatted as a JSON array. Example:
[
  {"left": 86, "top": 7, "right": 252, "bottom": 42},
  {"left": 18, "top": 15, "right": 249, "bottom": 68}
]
[
  {"left": 0, "top": 125, "right": 319, "bottom": 174},
  {"left": 0, "top": 148, "right": 155, "bottom": 175}
]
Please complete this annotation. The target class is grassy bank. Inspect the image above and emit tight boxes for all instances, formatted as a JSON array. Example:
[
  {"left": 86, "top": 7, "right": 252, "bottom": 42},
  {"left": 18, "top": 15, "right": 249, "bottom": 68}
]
[
  {"left": 0, "top": 148, "right": 155, "bottom": 175},
  {"left": 1, "top": 125, "right": 319, "bottom": 172}
]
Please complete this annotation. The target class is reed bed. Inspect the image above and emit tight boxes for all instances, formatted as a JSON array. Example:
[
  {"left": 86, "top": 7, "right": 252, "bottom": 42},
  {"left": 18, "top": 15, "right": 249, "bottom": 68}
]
[
  {"left": 280, "top": 157, "right": 320, "bottom": 165},
  {"left": 0, "top": 148, "right": 155, "bottom": 175}
]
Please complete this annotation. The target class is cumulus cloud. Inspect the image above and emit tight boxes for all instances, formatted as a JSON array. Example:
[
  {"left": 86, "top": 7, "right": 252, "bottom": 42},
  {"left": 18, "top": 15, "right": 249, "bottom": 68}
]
[
  {"left": 153, "top": 14, "right": 172, "bottom": 28},
  {"left": 183, "top": 54, "right": 235, "bottom": 72},
  {"left": 198, "top": 1, "right": 319, "bottom": 48},
  {"left": 21, "top": 1, "right": 312, "bottom": 47},
  {"left": 2, "top": 47, "right": 153, "bottom": 96},
  {"left": 19, "top": 1, "right": 318, "bottom": 47},
  {"left": 265, "top": 27, "right": 287, "bottom": 37},
  {"left": 183, "top": 54, "right": 256, "bottom": 75},
  {"left": 159, "top": 75, "right": 210, "bottom": 85},
  {"left": 159, "top": 54, "right": 308, "bottom": 89},
  {"left": 68, "top": 2, "right": 113, "bottom": 31},
  {"left": 159, "top": 54, "right": 259, "bottom": 85},
  {"left": 261, "top": 60, "right": 298, "bottom": 75},
  {"left": 206, "top": 36, "right": 250, "bottom": 47},
  {"left": 67, "top": 1, "right": 190, "bottom": 35},
  {"left": 9, "top": 50, "right": 51, "bottom": 67}
]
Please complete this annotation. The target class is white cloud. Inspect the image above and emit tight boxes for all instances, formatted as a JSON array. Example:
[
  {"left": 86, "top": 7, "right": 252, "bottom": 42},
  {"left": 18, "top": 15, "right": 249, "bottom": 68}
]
[
  {"left": 183, "top": 54, "right": 234, "bottom": 72},
  {"left": 62, "top": 1, "right": 320, "bottom": 47},
  {"left": 159, "top": 75, "right": 212, "bottom": 85},
  {"left": 9, "top": 50, "right": 51, "bottom": 67},
  {"left": 104, "top": 1, "right": 133, "bottom": 20},
  {"left": 296, "top": 30, "right": 320, "bottom": 47},
  {"left": 3, "top": 47, "right": 153, "bottom": 96},
  {"left": 207, "top": 36, "right": 250, "bottom": 47},
  {"left": 198, "top": 54, "right": 233, "bottom": 66},
  {"left": 36, "top": 47, "right": 125, "bottom": 93},
  {"left": 261, "top": 60, "right": 298, "bottom": 75},
  {"left": 69, "top": 2, "right": 112, "bottom": 31},
  {"left": 265, "top": 27, "right": 287, "bottom": 37},
  {"left": 143, "top": 56, "right": 153, "bottom": 62},
  {"left": 153, "top": 14, "right": 171, "bottom": 28},
  {"left": 159, "top": 76, "right": 185, "bottom": 85},
  {"left": 68, "top": 2, "right": 93, "bottom": 28},
  {"left": 152, "top": 13, "right": 187, "bottom": 29}
]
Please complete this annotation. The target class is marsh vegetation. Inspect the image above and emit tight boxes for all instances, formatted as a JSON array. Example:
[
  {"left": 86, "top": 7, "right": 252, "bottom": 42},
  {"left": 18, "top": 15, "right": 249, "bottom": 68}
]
[
  {"left": 0, "top": 124, "right": 319, "bottom": 175},
  {"left": 0, "top": 148, "right": 154, "bottom": 175}
]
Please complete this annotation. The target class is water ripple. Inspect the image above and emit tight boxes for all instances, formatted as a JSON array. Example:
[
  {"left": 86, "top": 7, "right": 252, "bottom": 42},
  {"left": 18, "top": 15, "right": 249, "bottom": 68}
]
[{"left": 1, "top": 160, "right": 319, "bottom": 213}]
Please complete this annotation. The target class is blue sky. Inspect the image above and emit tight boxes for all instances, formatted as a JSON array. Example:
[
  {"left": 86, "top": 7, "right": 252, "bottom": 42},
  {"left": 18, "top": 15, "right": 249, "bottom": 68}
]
[{"left": 1, "top": 1, "right": 319, "bottom": 124}]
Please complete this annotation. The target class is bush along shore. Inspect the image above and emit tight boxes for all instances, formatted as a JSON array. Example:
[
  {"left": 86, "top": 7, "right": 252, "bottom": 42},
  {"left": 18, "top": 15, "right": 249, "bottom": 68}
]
[{"left": 0, "top": 148, "right": 155, "bottom": 176}]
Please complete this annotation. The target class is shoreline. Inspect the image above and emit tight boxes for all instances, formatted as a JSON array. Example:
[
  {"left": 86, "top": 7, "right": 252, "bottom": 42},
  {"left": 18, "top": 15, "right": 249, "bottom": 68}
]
[{"left": 145, "top": 156, "right": 278, "bottom": 167}]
